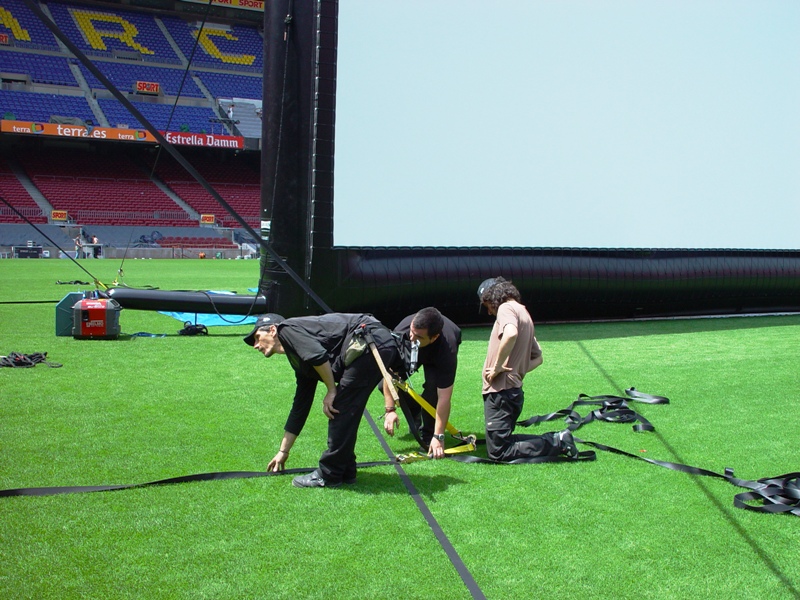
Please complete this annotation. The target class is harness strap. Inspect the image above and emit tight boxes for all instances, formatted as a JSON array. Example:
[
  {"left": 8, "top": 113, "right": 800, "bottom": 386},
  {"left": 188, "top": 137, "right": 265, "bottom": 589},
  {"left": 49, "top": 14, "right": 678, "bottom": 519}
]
[{"left": 359, "top": 325, "right": 400, "bottom": 405}]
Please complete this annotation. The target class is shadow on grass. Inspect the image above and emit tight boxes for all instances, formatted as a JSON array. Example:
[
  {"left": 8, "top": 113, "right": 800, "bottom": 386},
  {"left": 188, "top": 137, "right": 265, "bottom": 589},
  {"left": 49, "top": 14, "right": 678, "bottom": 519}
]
[
  {"left": 577, "top": 340, "right": 800, "bottom": 599},
  {"left": 338, "top": 471, "right": 469, "bottom": 496}
]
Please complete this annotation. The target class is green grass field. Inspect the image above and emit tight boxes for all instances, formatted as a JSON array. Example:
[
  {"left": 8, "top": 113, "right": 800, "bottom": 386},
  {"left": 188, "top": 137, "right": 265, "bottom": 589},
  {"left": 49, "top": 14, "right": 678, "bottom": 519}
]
[{"left": 1, "top": 258, "right": 799, "bottom": 599}]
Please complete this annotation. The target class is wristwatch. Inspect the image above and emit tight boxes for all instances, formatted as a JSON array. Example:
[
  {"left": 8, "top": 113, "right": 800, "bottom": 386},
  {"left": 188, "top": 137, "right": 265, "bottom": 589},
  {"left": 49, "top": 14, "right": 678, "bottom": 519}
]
[{"left": 432, "top": 434, "right": 445, "bottom": 443}]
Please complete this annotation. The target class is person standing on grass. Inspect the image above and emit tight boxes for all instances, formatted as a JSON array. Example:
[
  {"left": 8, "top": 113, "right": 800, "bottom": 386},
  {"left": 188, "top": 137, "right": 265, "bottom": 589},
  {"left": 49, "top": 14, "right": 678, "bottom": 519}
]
[
  {"left": 384, "top": 307, "right": 461, "bottom": 460},
  {"left": 244, "top": 312, "right": 402, "bottom": 488},
  {"left": 74, "top": 234, "right": 84, "bottom": 259},
  {"left": 478, "top": 277, "right": 578, "bottom": 461}
]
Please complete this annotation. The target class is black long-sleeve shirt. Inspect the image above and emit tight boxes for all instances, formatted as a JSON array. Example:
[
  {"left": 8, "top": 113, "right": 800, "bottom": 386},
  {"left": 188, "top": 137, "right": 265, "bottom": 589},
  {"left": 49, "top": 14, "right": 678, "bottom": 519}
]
[{"left": 279, "top": 313, "right": 380, "bottom": 435}]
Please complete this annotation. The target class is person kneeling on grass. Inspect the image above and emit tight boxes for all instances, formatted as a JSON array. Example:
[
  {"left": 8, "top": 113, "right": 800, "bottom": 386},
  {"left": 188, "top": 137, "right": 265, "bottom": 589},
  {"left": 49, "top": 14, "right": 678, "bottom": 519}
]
[
  {"left": 244, "top": 312, "right": 402, "bottom": 488},
  {"left": 477, "top": 277, "right": 578, "bottom": 461}
]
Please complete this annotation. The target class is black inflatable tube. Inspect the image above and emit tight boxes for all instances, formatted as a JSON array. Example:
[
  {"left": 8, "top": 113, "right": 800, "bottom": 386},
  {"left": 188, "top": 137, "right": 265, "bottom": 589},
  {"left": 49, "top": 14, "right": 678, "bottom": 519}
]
[
  {"left": 311, "top": 247, "right": 800, "bottom": 325},
  {"left": 106, "top": 288, "right": 268, "bottom": 315}
]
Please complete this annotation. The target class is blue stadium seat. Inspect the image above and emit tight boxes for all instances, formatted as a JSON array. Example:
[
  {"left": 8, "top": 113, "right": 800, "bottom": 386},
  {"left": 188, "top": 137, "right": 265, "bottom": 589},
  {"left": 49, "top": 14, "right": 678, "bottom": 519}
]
[
  {"left": 79, "top": 62, "right": 204, "bottom": 97},
  {"left": 0, "top": 0, "right": 60, "bottom": 49},
  {"left": 0, "top": 89, "right": 94, "bottom": 123},
  {"left": 194, "top": 71, "right": 262, "bottom": 100},
  {"left": 47, "top": 2, "right": 181, "bottom": 63},
  {"left": 160, "top": 16, "right": 262, "bottom": 73},
  {"left": 97, "top": 98, "right": 217, "bottom": 134},
  {"left": 0, "top": 51, "right": 78, "bottom": 86}
]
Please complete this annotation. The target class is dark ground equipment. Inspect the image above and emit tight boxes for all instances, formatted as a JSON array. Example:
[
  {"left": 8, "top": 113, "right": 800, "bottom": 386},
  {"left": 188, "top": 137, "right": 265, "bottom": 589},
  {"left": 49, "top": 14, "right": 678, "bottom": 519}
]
[{"left": 72, "top": 293, "right": 122, "bottom": 340}]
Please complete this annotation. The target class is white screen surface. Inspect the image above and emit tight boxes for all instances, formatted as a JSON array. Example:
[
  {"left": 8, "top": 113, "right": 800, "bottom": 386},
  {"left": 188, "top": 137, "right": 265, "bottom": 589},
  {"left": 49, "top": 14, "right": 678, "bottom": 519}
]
[{"left": 333, "top": 0, "right": 800, "bottom": 249}]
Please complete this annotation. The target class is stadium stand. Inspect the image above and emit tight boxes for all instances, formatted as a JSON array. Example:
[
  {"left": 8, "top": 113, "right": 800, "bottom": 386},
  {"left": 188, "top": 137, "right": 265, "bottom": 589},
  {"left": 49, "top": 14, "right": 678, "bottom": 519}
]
[
  {"left": 0, "top": 0, "right": 60, "bottom": 50},
  {"left": 0, "top": 222, "right": 74, "bottom": 248},
  {"left": 46, "top": 2, "right": 183, "bottom": 64},
  {"left": 0, "top": 52, "right": 78, "bottom": 87},
  {"left": 97, "top": 98, "right": 217, "bottom": 133},
  {"left": 84, "top": 224, "right": 236, "bottom": 248},
  {"left": 0, "top": 0, "right": 263, "bottom": 245},
  {"left": 79, "top": 62, "right": 205, "bottom": 97},
  {"left": 160, "top": 16, "right": 263, "bottom": 72},
  {"left": 196, "top": 71, "right": 262, "bottom": 99},
  {"left": 0, "top": 89, "right": 95, "bottom": 124},
  {"left": 143, "top": 150, "right": 259, "bottom": 228},
  {"left": 0, "top": 158, "right": 46, "bottom": 223},
  {"left": 15, "top": 146, "right": 191, "bottom": 227}
]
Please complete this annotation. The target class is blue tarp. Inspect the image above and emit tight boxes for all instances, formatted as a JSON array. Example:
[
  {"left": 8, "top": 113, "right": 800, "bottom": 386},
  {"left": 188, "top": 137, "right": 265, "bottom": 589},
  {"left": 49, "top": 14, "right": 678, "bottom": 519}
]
[
  {"left": 158, "top": 291, "right": 259, "bottom": 327},
  {"left": 158, "top": 312, "right": 258, "bottom": 327}
]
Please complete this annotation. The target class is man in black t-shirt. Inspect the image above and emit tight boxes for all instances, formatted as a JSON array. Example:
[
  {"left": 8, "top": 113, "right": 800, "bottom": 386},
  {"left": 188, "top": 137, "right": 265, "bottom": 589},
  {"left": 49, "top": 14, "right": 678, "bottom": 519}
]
[
  {"left": 244, "top": 312, "right": 401, "bottom": 488},
  {"left": 386, "top": 307, "right": 462, "bottom": 459}
]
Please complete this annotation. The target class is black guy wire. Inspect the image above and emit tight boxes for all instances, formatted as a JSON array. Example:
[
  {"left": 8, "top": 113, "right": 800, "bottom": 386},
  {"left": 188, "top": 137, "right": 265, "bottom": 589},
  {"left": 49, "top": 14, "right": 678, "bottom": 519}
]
[
  {"left": 21, "top": 0, "right": 332, "bottom": 313},
  {"left": 150, "top": 0, "right": 215, "bottom": 178},
  {"left": 0, "top": 196, "right": 104, "bottom": 289}
]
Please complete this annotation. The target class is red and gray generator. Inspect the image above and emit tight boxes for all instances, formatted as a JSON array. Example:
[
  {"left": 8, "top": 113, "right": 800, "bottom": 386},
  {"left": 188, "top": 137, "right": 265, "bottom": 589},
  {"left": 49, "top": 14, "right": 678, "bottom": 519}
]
[{"left": 72, "top": 297, "right": 122, "bottom": 340}]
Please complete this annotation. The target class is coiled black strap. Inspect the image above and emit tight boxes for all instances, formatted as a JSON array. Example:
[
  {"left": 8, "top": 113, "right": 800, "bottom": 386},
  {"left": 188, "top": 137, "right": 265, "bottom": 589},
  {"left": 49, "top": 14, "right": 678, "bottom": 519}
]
[
  {"left": 0, "top": 352, "right": 62, "bottom": 368},
  {"left": 177, "top": 322, "right": 208, "bottom": 336}
]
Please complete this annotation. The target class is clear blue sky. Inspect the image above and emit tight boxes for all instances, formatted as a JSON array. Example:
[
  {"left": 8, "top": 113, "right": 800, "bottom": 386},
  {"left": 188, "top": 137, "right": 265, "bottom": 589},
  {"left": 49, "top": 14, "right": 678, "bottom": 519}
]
[{"left": 333, "top": 0, "right": 799, "bottom": 249}]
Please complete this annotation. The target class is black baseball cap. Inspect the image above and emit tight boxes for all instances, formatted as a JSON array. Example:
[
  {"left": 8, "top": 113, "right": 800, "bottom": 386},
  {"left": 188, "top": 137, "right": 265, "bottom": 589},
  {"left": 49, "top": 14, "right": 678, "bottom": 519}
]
[
  {"left": 477, "top": 278, "right": 498, "bottom": 301},
  {"left": 477, "top": 278, "right": 498, "bottom": 313},
  {"left": 243, "top": 313, "right": 284, "bottom": 346}
]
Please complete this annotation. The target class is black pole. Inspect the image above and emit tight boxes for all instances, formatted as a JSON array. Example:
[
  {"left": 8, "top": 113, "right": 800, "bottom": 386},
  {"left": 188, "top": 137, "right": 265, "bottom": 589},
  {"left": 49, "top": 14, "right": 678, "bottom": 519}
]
[{"left": 260, "top": 0, "right": 318, "bottom": 315}]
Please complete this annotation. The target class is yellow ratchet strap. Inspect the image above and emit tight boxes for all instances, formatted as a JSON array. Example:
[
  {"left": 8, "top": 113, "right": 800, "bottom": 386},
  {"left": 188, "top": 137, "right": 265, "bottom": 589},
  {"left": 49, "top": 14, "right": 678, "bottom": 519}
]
[
  {"left": 392, "top": 379, "right": 460, "bottom": 437},
  {"left": 396, "top": 441, "right": 477, "bottom": 464}
]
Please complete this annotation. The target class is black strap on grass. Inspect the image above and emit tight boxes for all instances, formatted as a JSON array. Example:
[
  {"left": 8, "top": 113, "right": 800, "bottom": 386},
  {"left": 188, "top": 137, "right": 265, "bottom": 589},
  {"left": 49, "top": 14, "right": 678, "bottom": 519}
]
[
  {"left": 0, "top": 352, "right": 62, "bottom": 368},
  {"left": 3, "top": 387, "right": 796, "bottom": 516},
  {"left": 449, "top": 388, "right": 666, "bottom": 465},
  {"left": 448, "top": 450, "right": 596, "bottom": 465},
  {"left": 0, "top": 461, "right": 393, "bottom": 497},
  {"left": 178, "top": 322, "right": 208, "bottom": 336},
  {"left": 511, "top": 388, "right": 800, "bottom": 517},
  {"left": 517, "top": 387, "right": 667, "bottom": 433},
  {"left": 578, "top": 438, "right": 800, "bottom": 517}
]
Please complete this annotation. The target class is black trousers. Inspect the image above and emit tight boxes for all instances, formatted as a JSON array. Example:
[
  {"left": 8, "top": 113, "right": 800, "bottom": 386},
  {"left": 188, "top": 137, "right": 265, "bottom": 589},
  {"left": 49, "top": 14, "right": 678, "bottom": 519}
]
[
  {"left": 397, "top": 374, "right": 438, "bottom": 449},
  {"left": 483, "top": 387, "right": 559, "bottom": 462},
  {"left": 318, "top": 326, "right": 399, "bottom": 483}
]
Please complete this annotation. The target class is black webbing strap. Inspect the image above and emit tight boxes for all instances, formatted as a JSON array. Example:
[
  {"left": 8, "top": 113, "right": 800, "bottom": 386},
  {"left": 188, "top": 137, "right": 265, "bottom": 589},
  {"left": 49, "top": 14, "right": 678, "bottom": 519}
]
[
  {"left": 514, "top": 388, "right": 800, "bottom": 517},
  {"left": 448, "top": 449, "right": 596, "bottom": 465},
  {"left": 0, "top": 461, "right": 393, "bottom": 498},
  {"left": 363, "top": 411, "right": 487, "bottom": 600},
  {"left": 578, "top": 438, "right": 800, "bottom": 517},
  {"left": 517, "top": 387, "right": 667, "bottom": 433},
  {"left": 0, "top": 352, "right": 62, "bottom": 368}
]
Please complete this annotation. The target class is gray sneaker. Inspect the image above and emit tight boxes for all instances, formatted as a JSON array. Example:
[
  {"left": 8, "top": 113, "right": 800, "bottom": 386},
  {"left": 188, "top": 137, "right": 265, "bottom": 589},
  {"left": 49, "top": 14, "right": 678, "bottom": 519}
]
[{"left": 292, "top": 470, "right": 341, "bottom": 488}]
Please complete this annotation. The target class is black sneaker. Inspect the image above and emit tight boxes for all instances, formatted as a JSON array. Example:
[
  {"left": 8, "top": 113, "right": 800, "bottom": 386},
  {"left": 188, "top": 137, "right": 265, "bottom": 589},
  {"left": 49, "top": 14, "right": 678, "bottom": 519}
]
[
  {"left": 556, "top": 430, "right": 579, "bottom": 459},
  {"left": 292, "top": 470, "right": 341, "bottom": 488}
]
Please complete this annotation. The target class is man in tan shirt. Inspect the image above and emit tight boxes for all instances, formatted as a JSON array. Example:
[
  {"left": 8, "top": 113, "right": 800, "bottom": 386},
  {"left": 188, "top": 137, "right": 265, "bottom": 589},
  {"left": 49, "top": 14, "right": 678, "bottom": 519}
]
[{"left": 478, "top": 277, "right": 578, "bottom": 461}]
